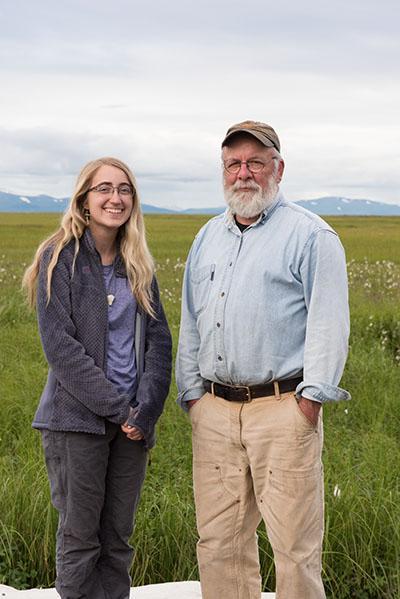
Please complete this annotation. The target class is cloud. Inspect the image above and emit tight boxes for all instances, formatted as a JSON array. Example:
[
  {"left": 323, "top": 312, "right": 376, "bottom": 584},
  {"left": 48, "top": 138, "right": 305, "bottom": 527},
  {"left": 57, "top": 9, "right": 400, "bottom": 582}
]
[
  {"left": 2, "top": 0, "right": 399, "bottom": 76},
  {"left": 0, "top": 126, "right": 220, "bottom": 206},
  {"left": 0, "top": 0, "right": 399, "bottom": 206}
]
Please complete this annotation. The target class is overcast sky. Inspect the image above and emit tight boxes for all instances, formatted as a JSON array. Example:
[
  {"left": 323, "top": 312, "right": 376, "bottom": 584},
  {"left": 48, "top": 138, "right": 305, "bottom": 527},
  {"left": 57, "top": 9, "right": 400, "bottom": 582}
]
[{"left": 1, "top": 0, "right": 399, "bottom": 208}]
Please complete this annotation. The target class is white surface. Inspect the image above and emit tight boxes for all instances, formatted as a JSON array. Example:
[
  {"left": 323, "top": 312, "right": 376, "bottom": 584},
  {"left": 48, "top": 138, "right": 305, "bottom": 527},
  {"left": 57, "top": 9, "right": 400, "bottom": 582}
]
[{"left": 0, "top": 581, "right": 275, "bottom": 597}]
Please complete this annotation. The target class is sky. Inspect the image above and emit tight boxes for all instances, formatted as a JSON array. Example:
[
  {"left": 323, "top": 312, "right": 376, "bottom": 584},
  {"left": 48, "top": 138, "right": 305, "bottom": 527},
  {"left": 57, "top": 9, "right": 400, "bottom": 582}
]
[{"left": 1, "top": 0, "right": 399, "bottom": 209}]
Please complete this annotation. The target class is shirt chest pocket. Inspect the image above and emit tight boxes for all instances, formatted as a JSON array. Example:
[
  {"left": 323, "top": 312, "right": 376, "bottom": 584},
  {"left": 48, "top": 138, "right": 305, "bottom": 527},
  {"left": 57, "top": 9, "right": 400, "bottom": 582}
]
[{"left": 190, "top": 263, "right": 215, "bottom": 315}]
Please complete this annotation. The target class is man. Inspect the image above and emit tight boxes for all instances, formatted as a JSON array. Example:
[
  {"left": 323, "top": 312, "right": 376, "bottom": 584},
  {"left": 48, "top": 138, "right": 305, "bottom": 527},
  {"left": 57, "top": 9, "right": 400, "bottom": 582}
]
[{"left": 176, "top": 120, "right": 350, "bottom": 599}]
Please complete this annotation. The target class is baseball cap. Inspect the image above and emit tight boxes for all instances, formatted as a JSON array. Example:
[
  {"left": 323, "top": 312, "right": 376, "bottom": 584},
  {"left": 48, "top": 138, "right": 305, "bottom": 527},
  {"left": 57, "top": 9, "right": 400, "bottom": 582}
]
[{"left": 222, "top": 120, "right": 280, "bottom": 152}]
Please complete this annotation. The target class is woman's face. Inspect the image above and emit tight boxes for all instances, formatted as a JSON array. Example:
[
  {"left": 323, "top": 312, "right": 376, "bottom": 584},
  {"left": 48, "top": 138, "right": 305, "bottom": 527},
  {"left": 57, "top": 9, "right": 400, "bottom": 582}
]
[{"left": 84, "top": 164, "right": 134, "bottom": 235}]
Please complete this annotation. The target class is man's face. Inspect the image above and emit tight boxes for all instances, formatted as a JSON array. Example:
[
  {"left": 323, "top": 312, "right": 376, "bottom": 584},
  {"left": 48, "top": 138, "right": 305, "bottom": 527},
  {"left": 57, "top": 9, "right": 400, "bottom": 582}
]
[{"left": 222, "top": 136, "right": 284, "bottom": 219}]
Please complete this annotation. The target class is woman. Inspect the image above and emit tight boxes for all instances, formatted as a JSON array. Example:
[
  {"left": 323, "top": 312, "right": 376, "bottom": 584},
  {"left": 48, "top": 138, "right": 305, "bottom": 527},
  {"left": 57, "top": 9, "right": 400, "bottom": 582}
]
[{"left": 23, "top": 157, "right": 172, "bottom": 599}]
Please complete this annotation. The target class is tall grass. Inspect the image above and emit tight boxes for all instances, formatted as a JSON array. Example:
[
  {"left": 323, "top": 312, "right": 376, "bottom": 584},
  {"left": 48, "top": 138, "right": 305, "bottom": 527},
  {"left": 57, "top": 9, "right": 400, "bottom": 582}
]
[{"left": 0, "top": 213, "right": 399, "bottom": 597}]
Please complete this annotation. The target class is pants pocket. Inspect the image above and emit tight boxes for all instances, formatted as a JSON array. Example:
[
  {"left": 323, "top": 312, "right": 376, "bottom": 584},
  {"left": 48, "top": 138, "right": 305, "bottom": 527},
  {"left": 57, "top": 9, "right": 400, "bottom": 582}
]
[{"left": 292, "top": 395, "right": 319, "bottom": 430}]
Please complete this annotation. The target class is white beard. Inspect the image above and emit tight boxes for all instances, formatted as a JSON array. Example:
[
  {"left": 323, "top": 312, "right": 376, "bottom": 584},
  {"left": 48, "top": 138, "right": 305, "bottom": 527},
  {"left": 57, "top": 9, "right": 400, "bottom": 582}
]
[{"left": 224, "top": 178, "right": 279, "bottom": 219}]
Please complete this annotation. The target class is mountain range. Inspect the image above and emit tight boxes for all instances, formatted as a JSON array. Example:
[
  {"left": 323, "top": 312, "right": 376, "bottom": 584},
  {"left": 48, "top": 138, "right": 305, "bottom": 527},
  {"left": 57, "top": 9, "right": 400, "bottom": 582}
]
[{"left": 0, "top": 191, "right": 399, "bottom": 216}]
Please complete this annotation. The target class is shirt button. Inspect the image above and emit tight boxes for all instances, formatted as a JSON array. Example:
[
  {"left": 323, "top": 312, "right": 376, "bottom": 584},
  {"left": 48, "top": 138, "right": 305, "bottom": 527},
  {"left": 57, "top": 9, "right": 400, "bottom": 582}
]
[
  {"left": 217, "top": 355, "right": 223, "bottom": 361},
  {"left": 216, "top": 322, "right": 221, "bottom": 327},
  {"left": 221, "top": 292, "right": 225, "bottom": 297}
]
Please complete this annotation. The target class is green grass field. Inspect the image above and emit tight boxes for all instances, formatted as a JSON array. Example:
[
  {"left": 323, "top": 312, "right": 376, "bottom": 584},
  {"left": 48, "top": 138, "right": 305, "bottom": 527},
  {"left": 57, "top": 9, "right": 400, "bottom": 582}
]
[{"left": 0, "top": 213, "right": 399, "bottom": 597}]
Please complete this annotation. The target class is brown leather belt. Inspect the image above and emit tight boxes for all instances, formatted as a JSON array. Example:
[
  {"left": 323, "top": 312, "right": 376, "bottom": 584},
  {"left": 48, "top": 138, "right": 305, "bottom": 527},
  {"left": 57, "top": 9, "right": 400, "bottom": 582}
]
[{"left": 203, "top": 377, "right": 302, "bottom": 402}]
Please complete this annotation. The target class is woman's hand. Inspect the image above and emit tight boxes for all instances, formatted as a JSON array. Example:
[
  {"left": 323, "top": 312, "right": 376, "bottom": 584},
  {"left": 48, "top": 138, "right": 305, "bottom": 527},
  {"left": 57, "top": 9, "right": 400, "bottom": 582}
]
[{"left": 121, "top": 422, "right": 144, "bottom": 440}]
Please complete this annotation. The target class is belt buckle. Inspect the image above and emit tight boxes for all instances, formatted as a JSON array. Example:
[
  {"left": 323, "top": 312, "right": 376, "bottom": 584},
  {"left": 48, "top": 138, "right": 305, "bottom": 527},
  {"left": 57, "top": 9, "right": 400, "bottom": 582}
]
[{"left": 237, "top": 385, "right": 252, "bottom": 402}]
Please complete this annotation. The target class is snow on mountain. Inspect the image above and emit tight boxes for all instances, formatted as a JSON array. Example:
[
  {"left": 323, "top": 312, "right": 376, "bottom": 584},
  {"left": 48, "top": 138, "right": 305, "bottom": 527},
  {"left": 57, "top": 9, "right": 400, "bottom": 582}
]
[
  {"left": 0, "top": 191, "right": 399, "bottom": 216},
  {"left": 294, "top": 196, "right": 400, "bottom": 216}
]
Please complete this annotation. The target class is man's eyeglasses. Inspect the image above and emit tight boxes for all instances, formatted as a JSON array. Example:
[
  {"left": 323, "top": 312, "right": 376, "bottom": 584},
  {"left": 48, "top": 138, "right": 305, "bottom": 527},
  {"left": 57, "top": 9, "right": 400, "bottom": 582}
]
[
  {"left": 223, "top": 159, "right": 270, "bottom": 175},
  {"left": 88, "top": 183, "right": 134, "bottom": 197}
]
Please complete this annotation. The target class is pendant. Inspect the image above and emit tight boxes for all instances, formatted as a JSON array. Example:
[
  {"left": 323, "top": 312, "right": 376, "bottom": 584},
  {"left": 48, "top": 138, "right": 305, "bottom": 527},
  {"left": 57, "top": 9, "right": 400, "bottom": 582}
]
[{"left": 107, "top": 294, "right": 115, "bottom": 306}]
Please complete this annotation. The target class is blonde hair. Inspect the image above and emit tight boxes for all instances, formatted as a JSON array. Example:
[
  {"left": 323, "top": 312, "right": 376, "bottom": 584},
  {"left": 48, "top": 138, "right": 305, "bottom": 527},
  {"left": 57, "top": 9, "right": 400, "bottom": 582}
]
[{"left": 22, "top": 157, "right": 155, "bottom": 316}]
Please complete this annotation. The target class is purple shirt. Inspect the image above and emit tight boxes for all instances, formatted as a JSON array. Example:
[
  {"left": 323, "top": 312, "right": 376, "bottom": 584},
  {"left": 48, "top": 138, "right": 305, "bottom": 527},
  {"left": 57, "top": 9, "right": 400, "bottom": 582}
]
[{"left": 102, "top": 264, "right": 137, "bottom": 399}]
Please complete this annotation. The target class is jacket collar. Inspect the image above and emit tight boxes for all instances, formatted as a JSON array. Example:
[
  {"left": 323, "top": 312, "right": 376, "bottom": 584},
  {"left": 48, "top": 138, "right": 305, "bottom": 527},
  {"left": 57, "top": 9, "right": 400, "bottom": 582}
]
[
  {"left": 81, "top": 228, "right": 126, "bottom": 277},
  {"left": 81, "top": 227, "right": 98, "bottom": 256}
]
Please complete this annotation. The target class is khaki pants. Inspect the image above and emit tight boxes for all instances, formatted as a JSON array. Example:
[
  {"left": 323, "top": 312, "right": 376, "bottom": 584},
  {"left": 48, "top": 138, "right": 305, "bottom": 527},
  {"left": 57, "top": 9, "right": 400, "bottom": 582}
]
[{"left": 190, "top": 391, "right": 325, "bottom": 599}]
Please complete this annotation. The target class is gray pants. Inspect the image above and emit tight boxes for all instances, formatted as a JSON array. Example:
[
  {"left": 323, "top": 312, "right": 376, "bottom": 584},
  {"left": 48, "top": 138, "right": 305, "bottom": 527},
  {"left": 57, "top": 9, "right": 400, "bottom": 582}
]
[{"left": 42, "top": 422, "right": 148, "bottom": 599}]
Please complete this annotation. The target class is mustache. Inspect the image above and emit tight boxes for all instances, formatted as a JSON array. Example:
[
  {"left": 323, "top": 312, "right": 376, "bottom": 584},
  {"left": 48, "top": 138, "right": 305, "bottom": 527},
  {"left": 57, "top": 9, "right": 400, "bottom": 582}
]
[{"left": 229, "top": 180, "right": 261, "bottom": 192}]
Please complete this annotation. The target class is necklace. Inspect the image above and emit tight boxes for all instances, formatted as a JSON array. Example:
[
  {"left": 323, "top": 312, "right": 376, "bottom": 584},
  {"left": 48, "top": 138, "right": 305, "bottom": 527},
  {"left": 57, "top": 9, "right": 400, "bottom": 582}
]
[{"left": 102, "top": 264, "right": 117, "bottom": 307}]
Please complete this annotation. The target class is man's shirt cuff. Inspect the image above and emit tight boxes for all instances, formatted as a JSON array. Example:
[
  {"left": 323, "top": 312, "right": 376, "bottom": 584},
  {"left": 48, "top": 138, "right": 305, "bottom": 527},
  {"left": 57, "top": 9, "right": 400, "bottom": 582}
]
[
  {"left": 296, "top": 381, "right": 351, "bottom": 403},
  {"left": 177, "top": 386, "right": 206, "bottom": 411}
]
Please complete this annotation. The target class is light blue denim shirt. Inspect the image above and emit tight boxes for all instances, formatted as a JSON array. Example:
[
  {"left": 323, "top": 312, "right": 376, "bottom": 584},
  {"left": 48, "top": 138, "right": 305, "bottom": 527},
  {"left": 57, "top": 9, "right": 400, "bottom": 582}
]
[{"left": 176, "top": 191, "right": 350, "bottom": 408}]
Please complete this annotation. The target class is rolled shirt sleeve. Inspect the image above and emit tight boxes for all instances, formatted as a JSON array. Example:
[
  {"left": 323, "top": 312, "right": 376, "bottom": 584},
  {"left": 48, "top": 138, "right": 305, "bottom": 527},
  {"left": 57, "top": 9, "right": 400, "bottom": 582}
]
[{"left": 295, "top": 229, "right": 351, "bottom": 403}]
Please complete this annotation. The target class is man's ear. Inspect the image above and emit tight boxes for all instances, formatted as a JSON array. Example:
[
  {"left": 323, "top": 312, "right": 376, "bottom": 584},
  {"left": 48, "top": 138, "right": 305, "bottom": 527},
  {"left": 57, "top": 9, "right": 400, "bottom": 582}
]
[{"left": 277, "top": 159, "right": 285, "bottom": 183}]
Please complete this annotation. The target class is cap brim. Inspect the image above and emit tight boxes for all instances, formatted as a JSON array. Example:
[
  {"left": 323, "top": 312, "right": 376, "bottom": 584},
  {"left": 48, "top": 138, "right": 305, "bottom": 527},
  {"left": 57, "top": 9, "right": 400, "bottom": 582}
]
[{"left": 222, "top": 128, "right": 276, "bottom": 149}]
